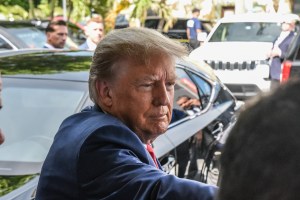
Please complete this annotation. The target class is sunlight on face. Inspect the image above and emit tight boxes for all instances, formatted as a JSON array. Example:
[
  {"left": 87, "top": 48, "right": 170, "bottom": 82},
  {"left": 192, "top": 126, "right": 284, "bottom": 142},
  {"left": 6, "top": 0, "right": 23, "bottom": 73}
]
[
  {"left": 85, "top": 22, "right": 104, "bottom": 44},
  {"left": 109, "top": 54, "right": 176, "bottom": 143}
]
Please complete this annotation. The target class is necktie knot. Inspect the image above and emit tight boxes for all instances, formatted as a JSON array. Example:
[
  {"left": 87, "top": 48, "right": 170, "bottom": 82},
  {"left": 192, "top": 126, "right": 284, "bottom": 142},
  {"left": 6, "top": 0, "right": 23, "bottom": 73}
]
[{"left": 146, "top": 144, "right": 158, "bottom": 168}]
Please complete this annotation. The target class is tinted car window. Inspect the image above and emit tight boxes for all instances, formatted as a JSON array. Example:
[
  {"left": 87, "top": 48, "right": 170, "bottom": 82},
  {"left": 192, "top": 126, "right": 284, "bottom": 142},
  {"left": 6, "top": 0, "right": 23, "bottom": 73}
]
[
  {"left": 0, "top": 79, "right": 87, "bottom": 162},
  {"left": 144, "top": 19, "right": 161, "bottom": 29},
  {"left": 4, "top": 27, "right": 46, "bottom": 48},
  {"left": 209, "top": 22, "right": 281, "bottom": 42},
  {"left": 171, "top": 68, "right": 202, "bottom": 123},
  {"left": 190, "top": 72, "right": 212, "bottom": 109},
  {"left": 0, "top": 36, "right": 13, "bottom": 50}
]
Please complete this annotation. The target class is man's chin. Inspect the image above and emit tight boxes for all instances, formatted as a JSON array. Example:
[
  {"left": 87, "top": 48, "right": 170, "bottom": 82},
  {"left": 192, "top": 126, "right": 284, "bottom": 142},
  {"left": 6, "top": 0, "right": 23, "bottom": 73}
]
[{"left": 152, "top": 124, "right": 169, "bottom": 135}]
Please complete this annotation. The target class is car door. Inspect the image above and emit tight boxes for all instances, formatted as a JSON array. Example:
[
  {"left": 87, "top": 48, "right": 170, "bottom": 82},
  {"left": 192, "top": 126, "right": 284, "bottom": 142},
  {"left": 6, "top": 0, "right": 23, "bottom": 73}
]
[{"left": 153, "top": 65, "right": 231, "bottom": 158}]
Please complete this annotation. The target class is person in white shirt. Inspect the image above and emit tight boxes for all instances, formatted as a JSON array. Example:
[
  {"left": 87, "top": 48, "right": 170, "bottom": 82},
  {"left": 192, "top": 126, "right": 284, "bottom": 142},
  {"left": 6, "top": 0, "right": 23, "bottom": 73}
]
[
  {"left": 44, "top": 20, "right": 68, "bottom": 49},
  {"left": 268, "top": 14, "right": 298, "bottom": 90},
  {"left": 79, "top": 17, "right": 104, "bottom": 50}
]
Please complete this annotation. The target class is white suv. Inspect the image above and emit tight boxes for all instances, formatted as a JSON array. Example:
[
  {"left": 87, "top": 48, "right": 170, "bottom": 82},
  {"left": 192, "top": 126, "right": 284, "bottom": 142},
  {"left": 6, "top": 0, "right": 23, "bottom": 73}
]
[{"left": 189, "top": 13, "right": 284, "bottom": 99}]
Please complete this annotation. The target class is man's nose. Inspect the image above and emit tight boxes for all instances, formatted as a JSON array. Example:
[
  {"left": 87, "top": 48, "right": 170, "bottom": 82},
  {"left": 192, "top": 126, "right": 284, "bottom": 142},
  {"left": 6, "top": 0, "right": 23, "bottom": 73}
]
[{"left": 153, "top": 84, "right": 171, "bottom": 106}]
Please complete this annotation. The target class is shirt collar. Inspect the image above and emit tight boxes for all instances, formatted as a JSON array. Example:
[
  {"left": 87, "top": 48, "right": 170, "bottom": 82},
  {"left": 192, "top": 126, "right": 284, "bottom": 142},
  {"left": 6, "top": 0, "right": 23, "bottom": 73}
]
[
  {"left": 44, "top": 43, "right": 56, "bottom": 49},
  {"left": 86, "top": 38, "right": 97, "bottom": 50}
]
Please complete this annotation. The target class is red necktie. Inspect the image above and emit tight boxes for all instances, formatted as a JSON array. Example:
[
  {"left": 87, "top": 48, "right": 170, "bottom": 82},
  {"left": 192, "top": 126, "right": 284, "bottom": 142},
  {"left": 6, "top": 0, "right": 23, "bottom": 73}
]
[{"left": 146, "top": 144, "right": 159, "bottom": 168}]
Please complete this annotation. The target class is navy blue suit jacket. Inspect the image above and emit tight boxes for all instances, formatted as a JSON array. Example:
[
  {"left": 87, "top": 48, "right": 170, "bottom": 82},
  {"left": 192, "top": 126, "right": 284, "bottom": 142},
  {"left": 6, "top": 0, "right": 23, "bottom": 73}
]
[
  {"left": 270, "top": 31, "right": 295, "bottom": 80},
  {"left": 36, "top": 105, "right": 217, "bottom": 200}
]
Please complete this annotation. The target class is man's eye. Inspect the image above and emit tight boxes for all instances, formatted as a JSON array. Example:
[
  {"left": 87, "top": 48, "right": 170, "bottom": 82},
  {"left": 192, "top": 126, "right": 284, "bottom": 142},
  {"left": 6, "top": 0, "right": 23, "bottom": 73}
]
[
  {"left": 142, "top": 84, "right": 152, "bottom": 88},
  {"left": 166, "top": 82, "right": 175, "bottom": 90}
]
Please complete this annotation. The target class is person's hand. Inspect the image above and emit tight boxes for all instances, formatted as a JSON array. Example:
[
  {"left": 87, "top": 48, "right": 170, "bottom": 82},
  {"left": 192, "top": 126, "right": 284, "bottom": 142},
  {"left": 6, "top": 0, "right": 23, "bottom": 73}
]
[
  {"left": 181, "top": 98, "right": 201, "bottom": 109},
  {"left": 0, "top": 129, "right": 4, "bottom": 145}
]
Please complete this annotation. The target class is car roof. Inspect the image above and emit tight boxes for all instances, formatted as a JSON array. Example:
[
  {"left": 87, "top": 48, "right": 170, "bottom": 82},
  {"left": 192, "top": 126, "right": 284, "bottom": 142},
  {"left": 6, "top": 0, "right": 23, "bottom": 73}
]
[
  {"left": 1, "top": 49, "right": 93, "bottom": 81},
  {"left": 0, "top": 27, "right": 29, "bottom": 49},
  {"left": 0, "top": 20, "right": 40, "bottom": 27},
  {"left": 1, "top": 49, "right": 217, "bottom": 83},
  {"left": 218, "top": 13, "right": 285, "bottom": 23}
]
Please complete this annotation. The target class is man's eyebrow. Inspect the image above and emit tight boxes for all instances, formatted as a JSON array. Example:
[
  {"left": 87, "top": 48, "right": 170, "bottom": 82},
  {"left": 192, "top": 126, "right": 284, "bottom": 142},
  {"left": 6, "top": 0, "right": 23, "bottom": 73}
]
[{"left": 134, "top": 75, "right": 157, "bottom": 83}]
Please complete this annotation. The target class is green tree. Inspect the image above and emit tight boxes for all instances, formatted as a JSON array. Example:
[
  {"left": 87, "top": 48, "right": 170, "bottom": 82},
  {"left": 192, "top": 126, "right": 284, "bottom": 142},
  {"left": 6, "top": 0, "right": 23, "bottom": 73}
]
[
  {"left": 28, "top": 0, "right": 35, "bottom": 18},
  {"left": 131, "top": 0, "right": 172, "bottom": 28}
]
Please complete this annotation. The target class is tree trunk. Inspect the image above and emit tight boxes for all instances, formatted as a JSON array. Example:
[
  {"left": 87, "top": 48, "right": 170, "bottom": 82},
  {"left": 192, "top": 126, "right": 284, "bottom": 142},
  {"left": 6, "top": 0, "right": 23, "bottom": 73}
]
[
  {"left": 28, "top": 0, "right": 35, "bottom": 19},
  {"left": 50, "top": 0, "right": 57, "bottom": 20}
]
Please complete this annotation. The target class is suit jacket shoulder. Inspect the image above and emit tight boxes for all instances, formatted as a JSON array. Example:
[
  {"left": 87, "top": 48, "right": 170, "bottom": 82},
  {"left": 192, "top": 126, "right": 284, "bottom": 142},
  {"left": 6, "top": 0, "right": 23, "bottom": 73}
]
[{"left": 36, "top": 105, "right": 217, "bottom": 200}]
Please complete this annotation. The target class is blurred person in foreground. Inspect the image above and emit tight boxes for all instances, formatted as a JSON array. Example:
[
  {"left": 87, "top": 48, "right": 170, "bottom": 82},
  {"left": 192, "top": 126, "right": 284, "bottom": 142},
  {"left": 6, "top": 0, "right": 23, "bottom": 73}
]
[
  {"left": 79, "top": 16, "right": 105, "bottom": 50},
  {"left": 43, "top": 20, "right": 68, "bottom": 49},
  {"left": 217, "top": 78, "right": 300, "bottom": 200},
  {"left": 268, "top": 14, "right": 298, "bottom": 90},
  {"left": 36, "top": 27, "right": 217, "bottom": 199},
  {"left": 0, "top": 74, "right": 4, "bottom": 144}
]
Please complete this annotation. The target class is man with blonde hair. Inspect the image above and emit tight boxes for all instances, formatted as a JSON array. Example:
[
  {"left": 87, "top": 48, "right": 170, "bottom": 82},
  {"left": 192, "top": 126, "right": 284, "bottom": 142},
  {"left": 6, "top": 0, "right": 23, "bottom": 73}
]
[
  {"left": 36, "top": 27, "right": 216, "bottom": 200},
  {"left": 79, "top": 16, "right": 104, "bottom": 50}
]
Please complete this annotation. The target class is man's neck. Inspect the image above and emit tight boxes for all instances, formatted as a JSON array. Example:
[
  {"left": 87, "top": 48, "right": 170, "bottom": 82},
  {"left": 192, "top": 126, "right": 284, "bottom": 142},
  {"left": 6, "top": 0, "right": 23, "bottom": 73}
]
[
  {"left": 86, "top": 38, "right": 97, "bottom": 50},
  {"left": 44, "top": 43, "right": 56, "bottom": 49}
]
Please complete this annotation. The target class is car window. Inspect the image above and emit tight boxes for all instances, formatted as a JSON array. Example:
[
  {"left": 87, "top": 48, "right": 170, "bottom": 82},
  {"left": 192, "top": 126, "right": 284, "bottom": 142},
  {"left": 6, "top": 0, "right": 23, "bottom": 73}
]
[
  {"left": 0, "top": 79, "right": 87, "bottom": 163},
  {"left": 144, "top": 19, "right": 161, "bottom": 29},
  {"left": 189, "top": 72, "right": 212, "bottom": 109},
  {"left": 6, "top": 27, "right": 46, "bottom": 48},
  {"left": 171, "top": 68, "right": 201, "bottom": 124},
  {"left": 209, "top": 22, "right": 281, "bottom": 42},
  {"left": 0, "top": 36, "right": 13, "bottom": 50}
]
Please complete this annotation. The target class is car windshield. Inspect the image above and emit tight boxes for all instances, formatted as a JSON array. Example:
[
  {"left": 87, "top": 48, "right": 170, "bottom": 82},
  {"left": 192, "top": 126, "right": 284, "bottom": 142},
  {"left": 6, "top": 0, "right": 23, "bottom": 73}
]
[
  {"left": 0, "top": 79, "right": 86, "bottom": 164},
  {"left": 6, "top": 27, "right": 46, "bottom": 48},
  {"left": 209, "top": 22, "right": 281, "bottom": 42}
]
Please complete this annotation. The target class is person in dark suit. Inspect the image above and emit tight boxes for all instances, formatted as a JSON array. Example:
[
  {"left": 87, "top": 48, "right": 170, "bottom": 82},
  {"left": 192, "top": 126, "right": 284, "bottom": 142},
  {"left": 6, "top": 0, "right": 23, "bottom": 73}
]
[
  {"left": 36, "top": 27, "right": 217, "bottom": 200},
  {"left": 217, "top": 78, "right": 300, "bottom": 200},
  {"left": 43, "top": 20, "right": 68, "bottom": 49},
  {"left": 0, "top": 74, "right": 4, "bottom": 144},
  {"left": 268, "top": 14, "right": 298, "bottom": 90},
  {"left": 79, "top": 16, "right": 104, "bottom": 50}
]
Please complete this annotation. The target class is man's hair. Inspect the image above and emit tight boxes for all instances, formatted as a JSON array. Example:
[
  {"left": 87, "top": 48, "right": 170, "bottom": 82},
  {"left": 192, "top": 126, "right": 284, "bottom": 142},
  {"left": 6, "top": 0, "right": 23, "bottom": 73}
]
[
  {"left": 89, "top": 27, "right": 188, "bottom": 103},
  {"left": 192, "top": 8, "right": 200, "bottom": 13},
  {"left": 86, "top": 16, "right": 103, "bottom": 25},
  {"left": 218, "top": 78, "right": 300, "bottom": 200},
  {"left": 45, "top": 20, "right": 67, "bottom": 33}
]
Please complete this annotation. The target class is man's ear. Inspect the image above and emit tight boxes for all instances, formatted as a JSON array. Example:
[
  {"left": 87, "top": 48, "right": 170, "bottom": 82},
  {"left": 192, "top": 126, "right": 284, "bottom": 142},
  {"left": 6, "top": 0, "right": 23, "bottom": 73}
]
[{"left": 96, "top": 80, "right": 113, "bottom": 107}]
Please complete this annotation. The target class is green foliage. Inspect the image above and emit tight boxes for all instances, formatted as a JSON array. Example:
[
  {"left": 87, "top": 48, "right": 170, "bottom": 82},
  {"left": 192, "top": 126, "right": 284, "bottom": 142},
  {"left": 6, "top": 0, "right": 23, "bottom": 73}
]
[
  {"left": 131, "top": 0, "right": 152, "bottom": 24},
  {"left": 0, "top": 175, "right": 37, "bottom": 196},
  {"left": 69, "top": 0, "right": 90, "bottom": 22},
  {"left": 0, "top": 0, "right": 29, "bottom": 10},
  {"left": 0, "top": 4, "right": 28, "bottom": 20},
  {"left": 0, "top": 0, "right": 174, "bottom": 31},
  {"left": 91, "top": 0, "right": 115, "bottom": 21}
]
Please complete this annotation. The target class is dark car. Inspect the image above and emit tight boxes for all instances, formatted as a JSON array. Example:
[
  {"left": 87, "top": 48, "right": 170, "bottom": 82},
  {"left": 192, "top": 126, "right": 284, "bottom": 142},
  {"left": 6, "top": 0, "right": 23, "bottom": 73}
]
[
  {"left": 0, "top": 20, "right": 84, "bottom": 51},
  {"left": 0, "top": 49, "right": 241, "bottom": 199},
  {"left": 0, "top": 20, "right": 46, "bottom": 50},
  {"left": 144, "top": 16, "right": 213, "bottom": 43}
]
